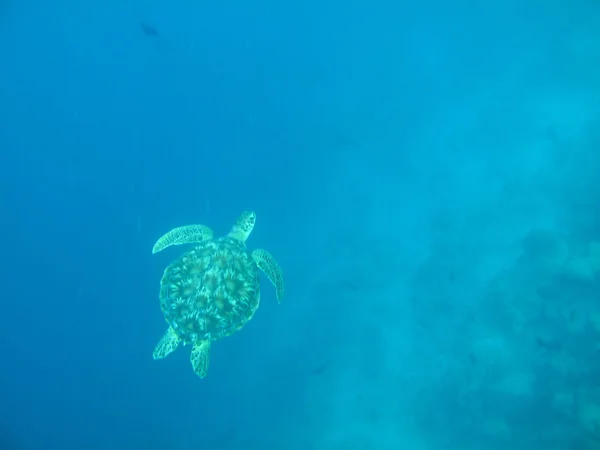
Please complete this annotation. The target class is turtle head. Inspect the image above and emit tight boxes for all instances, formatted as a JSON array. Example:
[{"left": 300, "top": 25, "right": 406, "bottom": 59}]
[{"left": 228, "top": 210, "right": 256, "bottom": 242}]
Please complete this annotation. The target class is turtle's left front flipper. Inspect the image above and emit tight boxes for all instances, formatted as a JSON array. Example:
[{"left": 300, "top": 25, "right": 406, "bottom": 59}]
[
  {"left": 190, "top": 339, "right": 211, "bottom": 378},
  {"left": 252, "top": 249, "right": 284, "bottom": 303},
  {"left": 152, "top": 224, "right": 214, "bottom": 254}
]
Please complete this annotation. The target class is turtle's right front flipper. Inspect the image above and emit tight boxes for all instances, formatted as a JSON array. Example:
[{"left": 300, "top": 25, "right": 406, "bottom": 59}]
[
  {"left": 152, "top": 225, "right": 214, "bottom": 254},
  {"left": 252, "top": 248, "right": 284, "bottom": 303},
  {"left": 153, "top": 326, "right": 181, "bottom": 359}
]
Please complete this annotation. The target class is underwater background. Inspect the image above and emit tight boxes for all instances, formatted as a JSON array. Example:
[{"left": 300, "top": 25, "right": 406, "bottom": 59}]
[{"left": 2, "top": 0, "right": 600, "bottom": 449}]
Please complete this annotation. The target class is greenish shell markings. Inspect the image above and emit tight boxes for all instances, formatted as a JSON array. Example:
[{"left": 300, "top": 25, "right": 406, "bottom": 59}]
[
  {"left": 151, "top": 211, "right": 284, "bottom": 379},
  {"left": 160, "top": 237, "right": 260, "bottom": 342}
]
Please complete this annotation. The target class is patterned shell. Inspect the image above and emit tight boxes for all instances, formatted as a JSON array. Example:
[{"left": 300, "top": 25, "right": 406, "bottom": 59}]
[{"left": 159, "top": 236, "right": 260, "bottom": 343}]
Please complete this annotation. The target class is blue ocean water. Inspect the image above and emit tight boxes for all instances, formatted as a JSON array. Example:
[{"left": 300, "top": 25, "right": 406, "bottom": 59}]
[{"left": 1, "top": 0, "right": 600, "bottom": 449}]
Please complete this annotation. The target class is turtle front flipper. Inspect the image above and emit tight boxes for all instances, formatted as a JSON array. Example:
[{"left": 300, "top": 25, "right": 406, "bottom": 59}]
[
  {"left": 190, "top": 339, "right": 211, "bottom": 378},
  {"left": 152, "top": 225, "right": 214, "bottom": 254},
  {"left": 153, "top": 326, "right": 181, "bottom": 359},
  {"left": 252, "top": 248, "right": 284, "bottom": 303}
]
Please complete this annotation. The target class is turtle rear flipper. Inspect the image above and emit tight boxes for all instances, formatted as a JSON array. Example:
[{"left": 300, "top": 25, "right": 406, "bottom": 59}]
[
  {"left": 252, "top": 248, "right": 284, "bottom": 303},
  {"left": 153, "top": 326, "right": 181, "bottom": 359},
  {"left": 152, "top": 225, "right": 214, "bottom": 254},
  {"left": 191, "top": 340, "right": 211, "bottom": 378}
]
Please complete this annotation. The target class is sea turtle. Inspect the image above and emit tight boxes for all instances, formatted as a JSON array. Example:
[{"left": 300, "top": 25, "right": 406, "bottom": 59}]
[{"left": 151, "top": 210, "right": 284, "bottom": 378}]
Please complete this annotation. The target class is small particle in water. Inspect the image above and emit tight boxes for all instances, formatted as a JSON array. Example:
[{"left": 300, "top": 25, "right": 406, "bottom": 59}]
[
  {"left": 469, "top": 352, "right": 477, "bottom": 366},
  {"left": 310, "top": 360, "right": 331, "bottom": 376},
  {"left": 140, "top": 22, "right": 159, "bottom": 37},
  {"left": 536, "top": 337, "right": 562, "bottom": 352}
]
